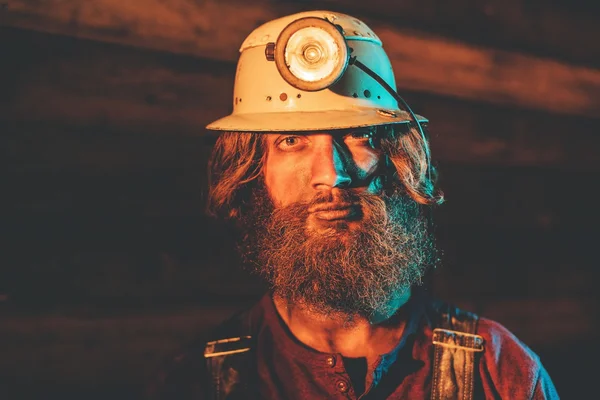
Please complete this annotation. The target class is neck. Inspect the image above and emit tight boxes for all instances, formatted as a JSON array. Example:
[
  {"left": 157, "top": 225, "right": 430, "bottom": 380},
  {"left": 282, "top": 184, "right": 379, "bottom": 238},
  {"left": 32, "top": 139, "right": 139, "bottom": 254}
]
[{"left": 273, "top": 289, "right": 412, "bottom": 359}]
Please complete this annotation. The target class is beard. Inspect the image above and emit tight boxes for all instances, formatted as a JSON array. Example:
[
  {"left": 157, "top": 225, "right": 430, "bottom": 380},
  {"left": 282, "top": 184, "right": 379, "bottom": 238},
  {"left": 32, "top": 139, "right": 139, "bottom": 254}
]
[{"left": 239, "top": 183, "right": 436, "bottom": 320}]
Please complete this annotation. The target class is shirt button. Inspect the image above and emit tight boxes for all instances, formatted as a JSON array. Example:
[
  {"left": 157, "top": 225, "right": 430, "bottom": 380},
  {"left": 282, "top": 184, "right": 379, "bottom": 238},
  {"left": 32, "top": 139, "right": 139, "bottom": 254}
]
[
  {"left": 336, "top": 380, "right": 349, "bottom": 393},
  {"left": 326, "top": 356, "right": 336, "bottom": 367}
]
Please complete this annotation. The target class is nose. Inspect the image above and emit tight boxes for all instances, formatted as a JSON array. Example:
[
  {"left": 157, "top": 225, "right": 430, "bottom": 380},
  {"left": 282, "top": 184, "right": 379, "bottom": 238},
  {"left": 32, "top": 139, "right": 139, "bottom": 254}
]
[{"left": 310, "top": 136, "right": 352, "bottom": 190}]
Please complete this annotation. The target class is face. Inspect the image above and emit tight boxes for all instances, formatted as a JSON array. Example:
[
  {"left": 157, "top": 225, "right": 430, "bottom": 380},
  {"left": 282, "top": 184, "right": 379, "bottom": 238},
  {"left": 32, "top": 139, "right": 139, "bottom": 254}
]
[
  {"left": 241, "top": 127, "right": 434, "bottom": 319},
  {"left": 263, "top": 128, "right": 384, "bottom": 232}
]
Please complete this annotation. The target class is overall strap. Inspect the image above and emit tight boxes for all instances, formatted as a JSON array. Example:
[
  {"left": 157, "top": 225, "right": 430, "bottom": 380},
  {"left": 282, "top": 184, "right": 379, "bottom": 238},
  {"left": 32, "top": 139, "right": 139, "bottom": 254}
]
[
  {"left": 204, "top": 308, "right": 258, "bottom": 400},
  {"left": 430, "top": 302, "right": 485, "bottom": 400}
]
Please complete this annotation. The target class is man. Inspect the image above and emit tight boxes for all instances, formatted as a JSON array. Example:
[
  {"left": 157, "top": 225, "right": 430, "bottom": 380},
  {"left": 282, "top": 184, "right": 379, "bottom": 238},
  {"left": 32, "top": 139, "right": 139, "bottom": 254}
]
[{"left": 147, "top": 10, "right": 558, "bottom": 399}]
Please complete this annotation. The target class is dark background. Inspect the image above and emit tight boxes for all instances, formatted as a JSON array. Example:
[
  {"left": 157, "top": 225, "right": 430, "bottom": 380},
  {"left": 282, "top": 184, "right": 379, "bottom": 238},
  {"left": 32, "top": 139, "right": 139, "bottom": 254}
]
[{"left": 1, "top": 1, "right": 599, "bottom": 398}]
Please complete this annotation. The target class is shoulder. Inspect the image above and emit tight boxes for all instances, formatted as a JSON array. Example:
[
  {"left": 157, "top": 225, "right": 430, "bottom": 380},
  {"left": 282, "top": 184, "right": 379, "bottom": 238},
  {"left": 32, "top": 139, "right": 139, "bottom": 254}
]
[
  {"left": 478, "top": 317, "right": 539, "bottom": 371},
  {"left": 144, "top": 336, "right": 208, "bottom": 400},
  {"left": 476, "top": 317, "right": 558, "bottom": 399},
  {"left": 422, "top": 297, "right": 558, "bottom": 399},
  {"left": 144, "top": 297, "right": 268, "bottom": 400}
]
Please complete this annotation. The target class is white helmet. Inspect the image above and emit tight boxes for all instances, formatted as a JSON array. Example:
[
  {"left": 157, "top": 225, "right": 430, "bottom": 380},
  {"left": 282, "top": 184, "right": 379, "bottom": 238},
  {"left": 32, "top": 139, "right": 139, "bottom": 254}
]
[{"left": 206, "top": 10, "right": 427, "bottom": 132}]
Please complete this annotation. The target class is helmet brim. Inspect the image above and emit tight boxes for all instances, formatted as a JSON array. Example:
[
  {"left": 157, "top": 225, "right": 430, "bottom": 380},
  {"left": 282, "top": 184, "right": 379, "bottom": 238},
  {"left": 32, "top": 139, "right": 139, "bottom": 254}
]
[{"left": 205, "top": 108, "right": 428, "bottom": 132}]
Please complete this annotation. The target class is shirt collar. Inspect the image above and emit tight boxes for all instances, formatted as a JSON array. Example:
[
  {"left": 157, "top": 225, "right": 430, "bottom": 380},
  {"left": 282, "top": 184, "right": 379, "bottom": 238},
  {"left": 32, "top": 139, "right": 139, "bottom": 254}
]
[{"left": 259, "top": 287, "right": 426, "bottom": 369}]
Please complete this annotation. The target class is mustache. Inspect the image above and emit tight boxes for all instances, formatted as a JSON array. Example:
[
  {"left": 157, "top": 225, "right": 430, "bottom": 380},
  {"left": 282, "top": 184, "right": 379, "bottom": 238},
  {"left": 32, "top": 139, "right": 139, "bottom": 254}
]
[
  {"left": 282, "top": 189, "right": 367, "bottom": 213},
  {"left": 270, "top": 189, "right": 376, "bottom": 228},
  {"left": 305, "top": 188, "right": 359, "bottom": 205}
]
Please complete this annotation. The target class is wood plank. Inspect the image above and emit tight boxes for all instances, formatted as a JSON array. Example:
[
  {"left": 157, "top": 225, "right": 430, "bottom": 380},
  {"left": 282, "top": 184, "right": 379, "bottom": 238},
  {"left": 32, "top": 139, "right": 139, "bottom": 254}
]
[
  {"left": 0, "top": 0, "right": 274, "bottom": 62},
  {"left": 0, "top": 306, "right": 245, "bottom": 384},
  {"left": 375, "top": 29, "right": 600, "bottom": 118},
  {"left": 2, "top": 165, "right": 595, "bottom": 309},
  {"left": 1, "top": 124, "right": 212, "bottom": 171},
  {"left": 433, "top": 164, "right": 600, "bottom": 229},
  {"left": 5, "top": 0, "right": 599, "bottom": 65},
  {"left": 431, "top": 298, "right": 598, "bottom": 348},
  {"left": 2, "top": 28, "right": 599, "bottom": 171},
  {"left": 432, "top": 225, "right": 597, "bottom": 298},
  {"left": 4, "top": 105, "right": 600, "bottom": 172},
  {"left": 1, "top": 2, "right": 599, "bottom": 117},
  {"left": 2, "top": 211, "right": 594, "bottom": 294},
  {"left": 0, "top": 27, "right": 235, "bottom": 137},
  {"left": 307, "top": 0, "right": 600, "bottom": 66},
  {"left": 0, "top": 298, "right": 594, "bottom": 386},
  {"left": 1, "top": 163, "right": 599, "bottom": 228},
  {"left": 0, "top": 302, "right": 595, "bottom": 399}
]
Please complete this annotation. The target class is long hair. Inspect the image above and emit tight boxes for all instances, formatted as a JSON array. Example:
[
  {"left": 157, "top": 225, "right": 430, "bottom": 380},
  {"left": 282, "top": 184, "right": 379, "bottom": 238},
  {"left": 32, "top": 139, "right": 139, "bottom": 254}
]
[{"left": 207, "top": 124, "right": 444, "bottom": 219}]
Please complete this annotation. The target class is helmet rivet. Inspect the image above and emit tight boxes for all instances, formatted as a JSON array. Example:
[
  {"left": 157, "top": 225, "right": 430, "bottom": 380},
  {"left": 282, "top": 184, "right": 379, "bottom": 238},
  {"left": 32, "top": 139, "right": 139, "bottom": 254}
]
[
  {"left": 352, "top": 93, "right": 358, "bottom": 98},
  {"left": 266, "top": 96, "right": 272, "bottom": 101},
  {"left": 364, "top": 90, "right": 371, "bottom": 98},
  {"left": 297, "top": 93, "right": 302, "bottom": 98},
  {"left": 280, "top": 93, "right": 288, "bottom": 101}
]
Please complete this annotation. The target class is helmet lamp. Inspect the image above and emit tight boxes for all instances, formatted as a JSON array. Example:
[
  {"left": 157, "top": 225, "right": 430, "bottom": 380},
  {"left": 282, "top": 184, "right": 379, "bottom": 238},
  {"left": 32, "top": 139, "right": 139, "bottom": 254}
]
[{"left": 274, "top": 17, "right": 349, "bottom": 91}]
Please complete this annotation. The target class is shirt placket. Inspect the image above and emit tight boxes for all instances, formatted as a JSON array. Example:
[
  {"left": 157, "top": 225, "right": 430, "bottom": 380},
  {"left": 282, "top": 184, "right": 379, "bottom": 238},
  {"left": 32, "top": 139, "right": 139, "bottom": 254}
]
[{"left": 324, "top": 354, "right": 359, "bottom": 399}]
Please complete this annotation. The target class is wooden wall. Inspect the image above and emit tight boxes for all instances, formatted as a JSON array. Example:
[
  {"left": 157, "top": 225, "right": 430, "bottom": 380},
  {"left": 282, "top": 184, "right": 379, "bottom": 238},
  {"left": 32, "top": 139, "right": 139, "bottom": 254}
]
[{"left": 1, "top": 1, "right": 599, "bottom": 398}]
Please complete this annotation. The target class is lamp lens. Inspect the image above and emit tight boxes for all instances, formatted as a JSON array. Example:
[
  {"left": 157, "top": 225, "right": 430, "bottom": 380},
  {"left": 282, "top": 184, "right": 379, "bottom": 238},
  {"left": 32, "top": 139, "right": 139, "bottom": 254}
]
[
  {"left": 285, "top": 27, "right": 340, "bottom": 83},
  {"left": 303, "top": 44, "right": 323, "bottom": 63}
]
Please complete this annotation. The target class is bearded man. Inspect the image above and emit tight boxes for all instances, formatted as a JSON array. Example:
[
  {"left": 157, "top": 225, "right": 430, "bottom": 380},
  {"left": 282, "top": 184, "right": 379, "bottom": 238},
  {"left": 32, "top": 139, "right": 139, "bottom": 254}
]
[{"left": 147, "top": 10, "right": 558, "bottom": 400}]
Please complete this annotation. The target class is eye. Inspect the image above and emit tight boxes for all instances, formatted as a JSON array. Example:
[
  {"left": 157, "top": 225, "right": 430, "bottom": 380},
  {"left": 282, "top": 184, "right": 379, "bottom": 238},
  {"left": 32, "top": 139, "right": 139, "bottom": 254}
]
[
  {"left": 344, "top": 129, "right": 377, "bottom": 147},
  {"left": 348, "top": 130, "right": 373, "bottom": 139},
  {"left": 275, "top": 135, "right": 307, "bottom": 151}
]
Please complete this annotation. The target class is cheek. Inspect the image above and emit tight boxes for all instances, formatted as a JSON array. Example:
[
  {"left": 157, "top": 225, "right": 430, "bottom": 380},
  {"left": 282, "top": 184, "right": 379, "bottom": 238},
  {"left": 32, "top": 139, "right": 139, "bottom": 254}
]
[
  {"left": 264, "top": 157, "right": 310, "bottom": 207},
  {"left": 351, "top": 148, "right": 382, "bottom": 178}
]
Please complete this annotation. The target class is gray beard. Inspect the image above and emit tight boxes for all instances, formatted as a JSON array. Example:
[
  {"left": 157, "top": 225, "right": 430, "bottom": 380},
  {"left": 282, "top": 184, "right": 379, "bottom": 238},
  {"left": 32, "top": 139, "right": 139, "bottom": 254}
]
[{"left": 242, "top": 185, "right": 436, "bottom": 319}]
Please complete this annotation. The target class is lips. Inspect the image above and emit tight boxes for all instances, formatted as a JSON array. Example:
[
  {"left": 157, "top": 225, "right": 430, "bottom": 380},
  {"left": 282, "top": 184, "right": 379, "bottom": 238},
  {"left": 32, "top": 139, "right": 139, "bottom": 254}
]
[{"left": 308, "top": 203, "right": 358, "bottom": 221}]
